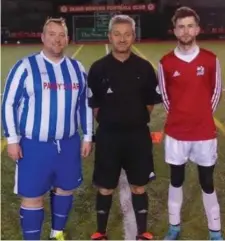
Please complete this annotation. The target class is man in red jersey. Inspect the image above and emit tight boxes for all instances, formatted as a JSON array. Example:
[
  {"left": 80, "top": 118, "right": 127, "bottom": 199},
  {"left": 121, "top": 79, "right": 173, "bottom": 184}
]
[{"left": 158, "top": 7, "right": 223, "bottom": 240}]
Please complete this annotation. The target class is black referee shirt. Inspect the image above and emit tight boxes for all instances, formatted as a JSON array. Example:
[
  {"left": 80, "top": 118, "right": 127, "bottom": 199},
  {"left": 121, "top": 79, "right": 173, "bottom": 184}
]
[{"left": 87, "top": 52, "right": 161, "bottom": 128}]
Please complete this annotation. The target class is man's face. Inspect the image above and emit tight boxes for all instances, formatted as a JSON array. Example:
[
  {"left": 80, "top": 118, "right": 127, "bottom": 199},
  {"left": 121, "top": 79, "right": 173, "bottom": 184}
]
[
  {"left": 41, "top": 22, "right": 68, "bottom": 56},
  {"left": 108, "top": 22, "right": 135, "bottom": 53},
  {"left": 174, "top": 16, "right": 200, "bottom": 46}
]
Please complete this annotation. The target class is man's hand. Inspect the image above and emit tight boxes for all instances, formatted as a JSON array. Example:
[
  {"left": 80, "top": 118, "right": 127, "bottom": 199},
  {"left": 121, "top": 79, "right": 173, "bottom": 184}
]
[
  {"left": 7, "top": 143, "right": 23, "bottom": 161},
  {"left": 147, "top": 105, "right": 154, "bottom": 114},
  {"left": 81, "top": 141, "right": 92, "bottom": 158}
]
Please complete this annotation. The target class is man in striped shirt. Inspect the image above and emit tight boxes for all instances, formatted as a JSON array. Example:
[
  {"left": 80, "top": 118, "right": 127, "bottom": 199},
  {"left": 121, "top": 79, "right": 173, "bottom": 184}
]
[
  {"left": 2, "top": 18, "right": 93, "bottom": 240},
  {"left": 158, "top": 7, "right": 223, "bottom": 240}
]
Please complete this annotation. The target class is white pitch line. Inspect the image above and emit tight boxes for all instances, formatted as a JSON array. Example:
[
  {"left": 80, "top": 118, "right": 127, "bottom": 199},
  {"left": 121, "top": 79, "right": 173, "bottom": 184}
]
[{"left": 105, "top": 43, "right": 109, "bottom": 54}]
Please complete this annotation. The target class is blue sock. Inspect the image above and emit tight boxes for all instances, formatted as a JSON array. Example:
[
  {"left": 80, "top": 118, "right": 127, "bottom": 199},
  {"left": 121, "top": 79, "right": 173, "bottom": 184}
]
[
  {"left": 50, "top": 191, "right": 73, "bottom": 231},
  {"left": 170, "top": 224, "right": 181, "bottom": 231},
  {"left": 209, "top": 230, "right": 222, "bottom": 238},
  {"left": 20, "top": 207, "right": 44, "bottom": 240},
  {"left": 20, "top": 208, "right": 24, "bottom": 227}
]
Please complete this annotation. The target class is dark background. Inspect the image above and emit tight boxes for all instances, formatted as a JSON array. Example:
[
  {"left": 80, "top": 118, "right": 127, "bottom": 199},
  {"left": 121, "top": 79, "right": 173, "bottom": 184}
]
[{"left": 2, "top": 0, "right": 225, "bottom": 43}]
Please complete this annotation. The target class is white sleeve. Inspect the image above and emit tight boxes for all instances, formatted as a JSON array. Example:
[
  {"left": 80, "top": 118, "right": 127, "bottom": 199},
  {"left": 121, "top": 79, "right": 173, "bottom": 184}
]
[
  {"left": 211, "top": 58, "right": 222, "bottom": 112},
  {"left": 158, "top": 63, "right": 170, "bottom": 112},
  {"left": 2, "top": 60, "right": 27, "bottom": 144},
  {"left": 77, "top": 61, "right": 93, "bottom": 142}
]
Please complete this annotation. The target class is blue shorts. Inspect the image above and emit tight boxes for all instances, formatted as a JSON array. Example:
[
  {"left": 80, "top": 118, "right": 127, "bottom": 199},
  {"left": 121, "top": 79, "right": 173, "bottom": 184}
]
[{"left": 14, "top": 134, "right": 82, "bottom": 198}]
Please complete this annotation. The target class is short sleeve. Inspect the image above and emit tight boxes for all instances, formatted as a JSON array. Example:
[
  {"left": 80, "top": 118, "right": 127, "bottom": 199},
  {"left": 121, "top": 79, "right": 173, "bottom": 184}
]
[
  {"left": 87, "top": 63, "right": 101, "bottom": 108},
  {"left": 145, "top": 63, "right": 162, "bottom": 105}
]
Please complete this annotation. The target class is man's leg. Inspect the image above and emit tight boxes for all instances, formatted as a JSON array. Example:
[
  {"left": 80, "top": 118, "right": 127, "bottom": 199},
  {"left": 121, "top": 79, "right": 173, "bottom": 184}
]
[
  {"left": 130, "top": 185, "right": 152, "bottom": 240},
  {"left": 198, "top": 165, "right": 223, "bottom": 240},
  {"left": 16, "top": 138, "right": 55, "bottom": 240},
  {"left": 92, "top": 127, "right": 122, "bottom": 240},
  {"left": 93, "top": 188, "right": 113, "bottom": 239},
  {"left": 49, "top": 188, "right": 73, "bottom": 240},
  {"left": 20, "top": 197, "right": 45, "bottom": 240},
  {"left": 164, "top": 135, "right": 190, "bottom": 240},
  {"left": 164, "top": 164, "right": 185, "bottom": 240},
  {"left": 50, "top": 134, "right": 82, "bottom": 240},
  {"left": 192, "top": 138, "right": 223, "bottom": 240},
  {"left": 125, "top": 127, "right": 155, "bottom": 240}
]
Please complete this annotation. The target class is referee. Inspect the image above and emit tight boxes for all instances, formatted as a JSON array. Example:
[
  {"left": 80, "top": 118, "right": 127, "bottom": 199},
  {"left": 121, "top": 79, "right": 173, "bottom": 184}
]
[
  {"left": 2, "top": 18, "right": 93, "bottom": 240},
  {"left": 88, "top": 15, "right": 161, "bottom": 240}
]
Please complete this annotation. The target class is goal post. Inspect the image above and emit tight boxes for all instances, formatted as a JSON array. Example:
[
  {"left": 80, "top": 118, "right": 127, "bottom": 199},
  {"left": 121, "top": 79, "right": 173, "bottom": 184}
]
[{"left": 72, "top": 13, "right": 141, "bottom": 42}]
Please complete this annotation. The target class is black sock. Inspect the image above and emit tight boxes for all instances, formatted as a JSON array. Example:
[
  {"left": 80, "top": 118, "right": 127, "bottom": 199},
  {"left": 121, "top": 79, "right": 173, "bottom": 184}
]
[
  {"left": 132, "top": 192, "right": 149, "bottom": 235},
  {"left": 96, "top": 192, "right": 112, "bottom": 234}
]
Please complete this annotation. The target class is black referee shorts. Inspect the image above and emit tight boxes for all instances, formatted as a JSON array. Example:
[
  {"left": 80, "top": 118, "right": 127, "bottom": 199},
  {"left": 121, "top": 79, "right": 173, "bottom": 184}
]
[{"left": 93, "top": 126, "right": 154, "bottom": 189}]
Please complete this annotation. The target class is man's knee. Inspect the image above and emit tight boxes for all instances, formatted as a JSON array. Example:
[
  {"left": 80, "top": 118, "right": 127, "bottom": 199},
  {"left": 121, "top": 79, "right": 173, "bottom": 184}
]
[
  {"left": 198, "top": 165, "right": 215, "bottom": 194},
  {"left": 54, "top": 187, "right": 73, "bottom": 196},
  {"left": 200, "top": 178, "right": 214, "bottom": 194},
  {"left": 99, "top": 188, "right": 114, "bottom": 196},
  {"left": 130, "top": 185, "right": 145, "bottom": 194},
  {"left": 21, "top": 196, "right": 44, "bottom": 208},
  {"left": 170, "top": 164, "right": 185, "bottom": 187}
]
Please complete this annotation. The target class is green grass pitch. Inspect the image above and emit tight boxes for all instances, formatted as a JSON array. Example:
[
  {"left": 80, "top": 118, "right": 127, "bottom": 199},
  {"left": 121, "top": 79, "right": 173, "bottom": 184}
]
[{"left": 1, "top": 42, "right": 225, "bottom": 240}]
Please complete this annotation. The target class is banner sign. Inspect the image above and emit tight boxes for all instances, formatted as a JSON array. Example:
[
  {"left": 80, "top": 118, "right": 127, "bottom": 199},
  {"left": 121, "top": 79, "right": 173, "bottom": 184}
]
[
  {"left": 8, "top": 32, "right": 42, "bottom": 38},
  {"left": 59, "top": 4, "right": 155, "bottom": 13},
  {"left": 76, "top": 28, "right": 108, "bottom": 41}
]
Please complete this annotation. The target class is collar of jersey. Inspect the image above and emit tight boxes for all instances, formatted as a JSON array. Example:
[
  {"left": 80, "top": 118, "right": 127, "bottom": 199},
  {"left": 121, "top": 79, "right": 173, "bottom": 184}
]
[
  {"left": 40, "top": 51, "right": 65, "bottom": 66},
  {"left": 174, "top": 45, "right": 200, "bottom": 63}
]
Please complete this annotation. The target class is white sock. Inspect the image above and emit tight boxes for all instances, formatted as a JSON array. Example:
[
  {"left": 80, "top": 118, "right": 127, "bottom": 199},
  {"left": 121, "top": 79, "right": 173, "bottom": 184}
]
[
  {"left": 50, "top": 229, "right": 62, "bottom": 238},
  {"left": 202, "top": 191, "right": 221, "bottom": 231},
  {"left": 168, "top": 184, "right": 183, "bottom": 226}
]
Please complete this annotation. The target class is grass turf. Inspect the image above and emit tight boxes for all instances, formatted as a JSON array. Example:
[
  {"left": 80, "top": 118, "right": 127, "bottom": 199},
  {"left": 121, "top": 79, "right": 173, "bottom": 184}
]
[{"left": 1, "top": 42, "right": 225, "bottom": 240}]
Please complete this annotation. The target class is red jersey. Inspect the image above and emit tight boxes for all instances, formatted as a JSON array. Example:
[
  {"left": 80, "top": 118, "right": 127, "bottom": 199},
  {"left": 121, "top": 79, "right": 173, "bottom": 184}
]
[{"left": 158, "top": 46, "right": 222, "bottom": 141}]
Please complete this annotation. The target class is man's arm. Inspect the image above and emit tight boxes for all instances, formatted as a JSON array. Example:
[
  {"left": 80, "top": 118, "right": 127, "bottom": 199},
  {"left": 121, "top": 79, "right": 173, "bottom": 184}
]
[
  {"left": 87, "top": 63, "right": 101, "bottom": 112},
  {"left": 2, "top": 60, "right": 27, "bottom": 144},
  {"left": 87, "top": 63, "right": 102, "bottom": 121},
  {"left": 158, "top": 62, "right": 170, "bottom": 113},
  {"left": 93, "top": 108, "right": 99, "bottom": 119},
  {"left": 78, "top": 63, "right": 93, "bottom": 142},
  {"left": 87, "top": 63, "right": 102, "bottom": 143},
  {"left": 211, "top": 58, "right": 222, "bottom": 112},
  {"left": 145, "top": 63, "right": 162, "bottom": 114},
  {"left": 146, "top": 105, "right": 154, "bottom": 114}
]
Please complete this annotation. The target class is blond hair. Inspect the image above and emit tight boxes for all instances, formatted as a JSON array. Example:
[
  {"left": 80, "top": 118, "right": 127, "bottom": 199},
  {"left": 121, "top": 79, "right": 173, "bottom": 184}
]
[{"left": 43, "top": 17, "right": 68, "bottom": 34}]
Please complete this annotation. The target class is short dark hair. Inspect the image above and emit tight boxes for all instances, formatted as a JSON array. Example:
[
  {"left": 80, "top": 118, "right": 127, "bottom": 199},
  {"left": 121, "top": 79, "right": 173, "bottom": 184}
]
[{"left": 172, "top": 7, "right": 200, "bottom": 26}]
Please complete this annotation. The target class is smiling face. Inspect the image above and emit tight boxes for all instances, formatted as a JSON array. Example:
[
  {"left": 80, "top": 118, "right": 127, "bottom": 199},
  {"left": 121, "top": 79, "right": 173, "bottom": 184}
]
[
  {"left": 108, "top": 19, "right": 135, "bottom": 54},
  {"left": 41, "top": 21, "right": 68, "bottom": 57},
  {"left": 174, "top": 16, "right": 200, "bottom": 46}
]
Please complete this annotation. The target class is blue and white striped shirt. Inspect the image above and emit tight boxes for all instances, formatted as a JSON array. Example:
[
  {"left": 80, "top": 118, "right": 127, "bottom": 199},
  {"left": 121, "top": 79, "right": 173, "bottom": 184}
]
[{"left": 2, "top": 51, "right": 93, "bottom": 144}]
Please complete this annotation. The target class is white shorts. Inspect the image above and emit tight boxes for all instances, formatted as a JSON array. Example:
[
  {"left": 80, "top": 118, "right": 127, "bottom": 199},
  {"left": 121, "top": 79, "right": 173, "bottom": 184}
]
[{"left": 165, "top": 135, "right": 217, "bottom": 167}]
